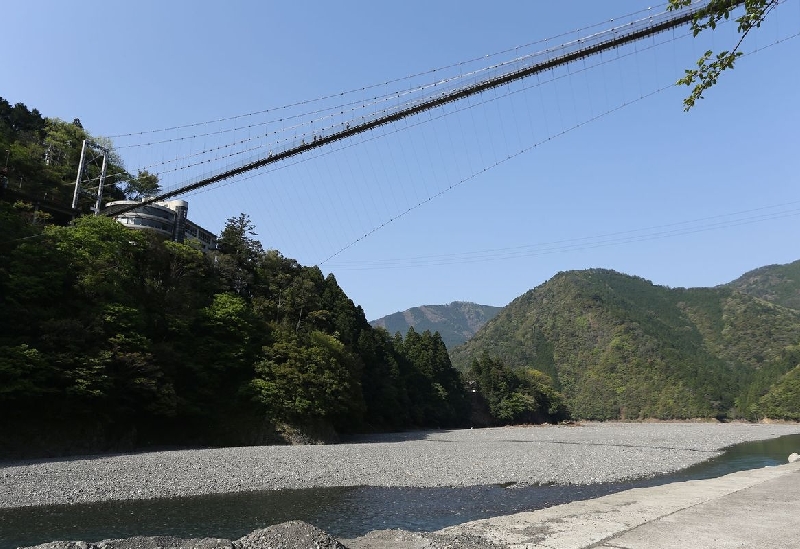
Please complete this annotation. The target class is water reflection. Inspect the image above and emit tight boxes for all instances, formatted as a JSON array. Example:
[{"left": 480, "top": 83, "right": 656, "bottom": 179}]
[
  {"left": 671, "top": 435, "right": 797, "bottom": 481},
  {"left": 2, "top": 433, "right": 798, "bottom": 548}
]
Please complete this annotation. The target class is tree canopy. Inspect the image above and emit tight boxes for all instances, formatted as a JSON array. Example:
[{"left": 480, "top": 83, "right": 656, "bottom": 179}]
[
  {"left": 0, "top": 204, "right": 477, "bottom": 457},
  {"left": 0, "top": 97, "right": 133, "bottom": 212}
]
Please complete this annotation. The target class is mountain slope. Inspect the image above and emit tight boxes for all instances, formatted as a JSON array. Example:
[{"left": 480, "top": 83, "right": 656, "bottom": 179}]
[
  {"left": 726, "top": 259, "right": 800, "bottom": 310},
  {"left": 450, "top": 269, "right": 800, "bottom": 420},
  {"left": 370, "top": 301, "right": 502, "bottom": 349}
]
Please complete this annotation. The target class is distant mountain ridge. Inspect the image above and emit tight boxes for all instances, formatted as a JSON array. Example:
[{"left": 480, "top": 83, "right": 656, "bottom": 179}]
[
  {"left": 370, "top": 301, "right": 502, "bottom": 349},
  {"left": 450, "top": 267, "right": 800, "bottom": 420},
  {"left": 725, "top": 259, "right": 800, "bottom": 310}
]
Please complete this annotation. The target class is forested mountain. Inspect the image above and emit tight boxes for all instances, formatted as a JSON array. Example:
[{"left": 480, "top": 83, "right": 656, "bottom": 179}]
[
  {"left": 451, "top": 269, "right": 800, "bottom": 420},
  {"left": 370, "top": 302, "right": 502, "bottom": 349},
  {"left": 726, "top": 259, "right": 800, "bottom": 310},
  {"left": 722, "top": 260, "right": 800, "bottom": 418}
]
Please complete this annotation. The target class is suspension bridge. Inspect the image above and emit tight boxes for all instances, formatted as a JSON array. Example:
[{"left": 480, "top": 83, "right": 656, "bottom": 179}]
[{"left": 95, "top": 0, "right": 799, "bottom": 278}]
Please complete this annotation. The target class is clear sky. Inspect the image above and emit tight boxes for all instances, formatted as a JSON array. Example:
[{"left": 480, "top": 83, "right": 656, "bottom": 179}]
[{"left": 3, "top": 1, "right": 800, "bottom": 320}]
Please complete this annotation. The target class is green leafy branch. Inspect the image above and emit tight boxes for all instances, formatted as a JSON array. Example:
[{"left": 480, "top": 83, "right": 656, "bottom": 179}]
[{"left": 667, "top": 0, "right": 779, "bottom": 110}]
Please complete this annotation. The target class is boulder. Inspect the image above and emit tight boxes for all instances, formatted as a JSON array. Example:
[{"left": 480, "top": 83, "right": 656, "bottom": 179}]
[{"left": 234, "top": 521, "right": 347, "bottom": 549}]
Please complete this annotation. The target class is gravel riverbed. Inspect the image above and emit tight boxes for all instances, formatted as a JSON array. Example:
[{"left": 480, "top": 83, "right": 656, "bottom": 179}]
[{"left": 3, "top": 422, "right": 800, "bottom": 509}]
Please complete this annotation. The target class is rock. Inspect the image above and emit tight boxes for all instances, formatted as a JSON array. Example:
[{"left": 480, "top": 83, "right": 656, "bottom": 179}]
[
  {"left": 234, "top": 521, "right": 348, "bottom": 549},
  {"left": 789, "top": 452, "right": 800, "bottom": 463},
  {"left": 342, "top": 529, "right": 433, "bottom": 548}
]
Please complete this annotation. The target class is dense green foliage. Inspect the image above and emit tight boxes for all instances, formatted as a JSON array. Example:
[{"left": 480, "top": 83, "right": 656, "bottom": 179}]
[
  {"left": 0, "top": 97, "right": 152, "bottom": 211},
  {"left": 370, "top": 302, "right": 502, "bottom": 349},
  {"left": 755, "top": 362, "right": 800, "bottom": 420},
  {"left": 0, "top": 210, "right": 473, "bottom": 456},
  {"left": 451, "top": 269, "right": 800, "bottom": 421},
  {"left": 465, "top": 354, "right": 569, "bottom": 425},
  {"left": 721, "top": 261, "right": 800, "bottom": 418}
]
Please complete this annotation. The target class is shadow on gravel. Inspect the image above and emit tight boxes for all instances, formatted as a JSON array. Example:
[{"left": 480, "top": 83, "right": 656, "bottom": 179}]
[{"left": 339, "top": 429, "right": 461, "bottom": 444}]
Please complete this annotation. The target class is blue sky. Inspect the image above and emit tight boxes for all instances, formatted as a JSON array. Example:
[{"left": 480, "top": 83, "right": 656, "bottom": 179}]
[{"left": 3, "top": 1, "right": 800, "bottom": 320}]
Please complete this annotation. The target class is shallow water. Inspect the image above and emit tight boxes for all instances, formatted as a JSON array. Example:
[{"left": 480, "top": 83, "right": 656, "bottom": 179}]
[{"left": 1, "top": 433, "right": 798, "bottom": 548}]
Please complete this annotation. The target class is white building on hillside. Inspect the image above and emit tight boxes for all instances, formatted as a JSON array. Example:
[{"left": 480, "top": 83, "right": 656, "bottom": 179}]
[{"left": 104, "top": 199, "right": 217, "bottom": 252}]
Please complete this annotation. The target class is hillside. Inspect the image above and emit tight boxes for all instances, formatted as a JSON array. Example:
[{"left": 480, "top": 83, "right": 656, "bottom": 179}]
[
  {"left": 726, "top": 259, "right": 800, "bottom": 310},
  {"left": 450, "top": 269, "right": 800, "bottom": 420},
  {"left": 370, "top": 301, "right": 502, "bottom": 349},
  {"left": 0, "top": 97, "right": 479, "bottom": 458}
]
